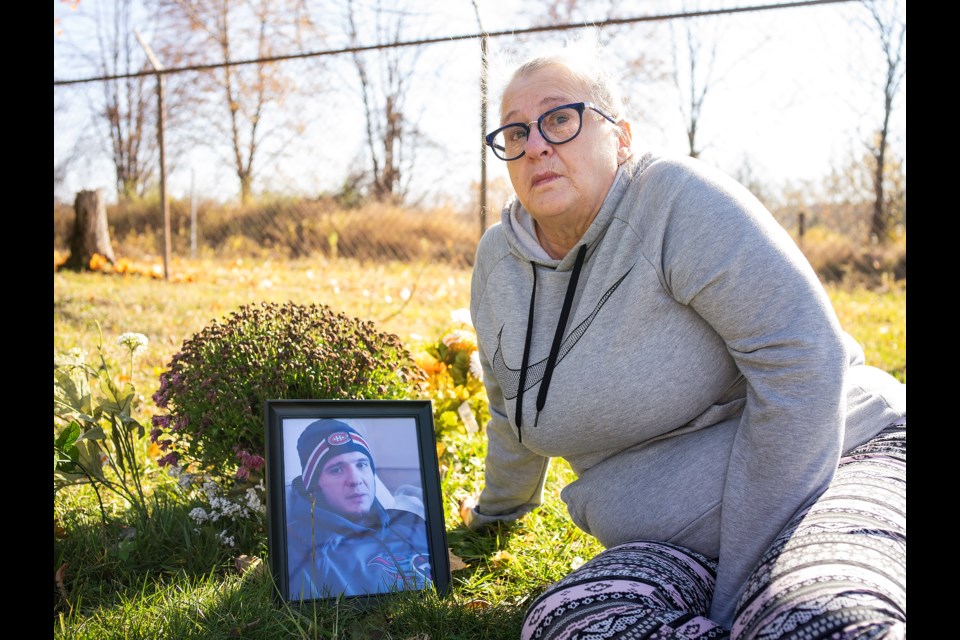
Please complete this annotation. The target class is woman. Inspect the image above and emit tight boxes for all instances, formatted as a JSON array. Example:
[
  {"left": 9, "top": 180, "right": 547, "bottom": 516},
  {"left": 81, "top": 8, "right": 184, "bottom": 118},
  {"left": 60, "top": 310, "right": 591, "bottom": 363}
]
[
  {"left": 286, "top": 419, "right": 433, "bottom": 600},
  {"left": 462, "top": 35, "right": 905, "bottom": 639}
]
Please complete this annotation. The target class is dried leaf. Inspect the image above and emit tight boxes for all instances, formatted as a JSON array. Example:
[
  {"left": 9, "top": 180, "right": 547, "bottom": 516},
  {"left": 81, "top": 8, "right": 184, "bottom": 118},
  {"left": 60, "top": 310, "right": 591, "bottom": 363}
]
[
  {"left": 448, "top": 549, "right": 468, "bottom": 571},
  {"left": 229, "top": 620, "right": 260, "bottom": 637},
  {"left": 491, "top": 550, "right": 515, "bottom": 564},
  {"left": 55, "top": 563, "right": 69, "bottom": 602},
  {"left": 234, "top": 554, "right": 262, "bottom": 575},
  {"left": 458, "top": 401, "right": 479, "bottom": 433}
]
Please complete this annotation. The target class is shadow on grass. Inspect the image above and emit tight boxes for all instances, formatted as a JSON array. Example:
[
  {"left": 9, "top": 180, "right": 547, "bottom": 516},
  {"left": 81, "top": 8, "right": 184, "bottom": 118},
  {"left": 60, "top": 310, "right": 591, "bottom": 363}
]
[{"left": 54, "top": 491, "right": 529, "bottom": 639}]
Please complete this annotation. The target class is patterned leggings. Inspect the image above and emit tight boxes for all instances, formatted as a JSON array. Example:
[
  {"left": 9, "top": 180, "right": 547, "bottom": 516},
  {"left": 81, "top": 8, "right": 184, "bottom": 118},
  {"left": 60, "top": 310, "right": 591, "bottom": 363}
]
[{"left": 520, "top": 421, "right": 906, "bottom": 640}]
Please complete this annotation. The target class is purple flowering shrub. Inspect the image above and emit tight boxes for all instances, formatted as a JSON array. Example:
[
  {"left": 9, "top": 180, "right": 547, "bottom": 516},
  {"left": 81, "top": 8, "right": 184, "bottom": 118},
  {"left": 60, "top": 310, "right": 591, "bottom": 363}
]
[{"left": 151, "top": 301, "right": 425, "bottom": 485}]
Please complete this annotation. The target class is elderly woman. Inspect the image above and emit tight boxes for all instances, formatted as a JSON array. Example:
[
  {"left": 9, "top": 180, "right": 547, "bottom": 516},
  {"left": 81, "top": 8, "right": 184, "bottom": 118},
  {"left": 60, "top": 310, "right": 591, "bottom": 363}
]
[{"left": 461, "top": 36, "right": 905, "bottom": 639}]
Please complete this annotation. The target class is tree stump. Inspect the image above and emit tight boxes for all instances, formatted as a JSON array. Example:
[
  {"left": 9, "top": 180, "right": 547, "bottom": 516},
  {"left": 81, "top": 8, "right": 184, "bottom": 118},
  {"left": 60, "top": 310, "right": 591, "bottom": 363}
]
[{"left": 61, "top": 189, "right": 116, "bottom": 271}]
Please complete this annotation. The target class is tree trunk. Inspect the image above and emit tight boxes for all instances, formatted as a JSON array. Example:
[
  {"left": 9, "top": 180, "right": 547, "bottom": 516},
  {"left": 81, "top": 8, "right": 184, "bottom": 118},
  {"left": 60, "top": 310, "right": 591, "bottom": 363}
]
[{"left": 62, "top": 189, "right": 116, "bottom": 271}]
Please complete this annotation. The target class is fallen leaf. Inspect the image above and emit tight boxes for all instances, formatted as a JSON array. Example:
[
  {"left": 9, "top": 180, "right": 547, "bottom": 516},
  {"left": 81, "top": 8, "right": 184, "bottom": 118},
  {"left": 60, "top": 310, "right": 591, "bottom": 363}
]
[
  {"left": 55, "top": 563, "right": 69, "bottom": 602},
  {"left": 458, "top": 401, "right": 479, "bottom": 433},
  {"left": 448, "top": 549, "right": 468, "bottom": 571},
  {"left": 229, "top": 620, "right": 260, "bottom": 637},
  {"left": 234, "top": 554, "right": 262, "bottom": 575},
  {"left": 491, "top": 550, "right": 514, "bottom": 564}
]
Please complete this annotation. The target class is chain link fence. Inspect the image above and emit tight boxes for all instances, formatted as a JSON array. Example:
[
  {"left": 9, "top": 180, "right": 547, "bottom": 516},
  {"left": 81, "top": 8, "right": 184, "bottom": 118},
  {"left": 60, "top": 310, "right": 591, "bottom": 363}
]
[{"left": 53, "top": 0, "right": 905, "bottom": 283}]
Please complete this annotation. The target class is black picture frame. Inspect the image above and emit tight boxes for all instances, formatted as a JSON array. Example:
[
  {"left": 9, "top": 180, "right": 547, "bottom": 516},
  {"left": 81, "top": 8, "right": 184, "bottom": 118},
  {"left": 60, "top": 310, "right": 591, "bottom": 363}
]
[{"left": 264, "top": 399, "right": 450, "bottom": 605}]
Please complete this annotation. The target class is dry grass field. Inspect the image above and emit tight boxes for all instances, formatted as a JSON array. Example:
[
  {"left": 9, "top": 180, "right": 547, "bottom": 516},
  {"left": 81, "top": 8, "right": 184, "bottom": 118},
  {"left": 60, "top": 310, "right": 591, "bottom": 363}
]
[{"left": 54, "top": 251, "right": 906, "bottom": 406}]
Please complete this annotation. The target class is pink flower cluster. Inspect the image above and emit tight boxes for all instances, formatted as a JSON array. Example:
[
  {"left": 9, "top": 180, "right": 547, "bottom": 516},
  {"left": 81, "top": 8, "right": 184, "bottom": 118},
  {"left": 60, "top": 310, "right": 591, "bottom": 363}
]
[{"left": 234, "top": 447, "right": 266, "bottom": 481}]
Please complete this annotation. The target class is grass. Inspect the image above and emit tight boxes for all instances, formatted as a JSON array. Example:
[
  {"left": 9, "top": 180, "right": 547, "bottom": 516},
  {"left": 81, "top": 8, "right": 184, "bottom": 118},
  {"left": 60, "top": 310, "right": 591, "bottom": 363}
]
[{"left": 53, "top": 255, "right": 906, "bottom": 639}]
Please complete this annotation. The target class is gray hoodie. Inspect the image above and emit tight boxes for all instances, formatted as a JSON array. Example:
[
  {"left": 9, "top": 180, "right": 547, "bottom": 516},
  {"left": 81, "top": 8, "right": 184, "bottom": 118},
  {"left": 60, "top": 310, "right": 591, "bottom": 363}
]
[{"left": 466, "top": 153, "right": 906, "bottom": 627}]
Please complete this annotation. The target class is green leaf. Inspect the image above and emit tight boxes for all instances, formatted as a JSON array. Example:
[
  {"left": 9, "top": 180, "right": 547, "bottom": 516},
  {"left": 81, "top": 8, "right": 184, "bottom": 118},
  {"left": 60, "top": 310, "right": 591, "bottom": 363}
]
[
  {"left": 75, "top": 440, "right": 105, "bottom": 479},
  {"left": 76, "top": 426, "right": 106, "bottom": 443},
  {"left": 54, "top": 440, "right": 81, "bottom": 474},
  {"left": 120, "top": 414, "right": 146, "bottom": 440},
  {"left": 54, "top": 366, "right": 92, "bottom": 416},
  {"left": 99, "top": 376, "right": 134, "bottom": 416},
  {"left": 55, "top": 421, "right": 82, "bottom": 450},
  {"left": 102, "top": 414, "right": 126, "bottom": 474}
]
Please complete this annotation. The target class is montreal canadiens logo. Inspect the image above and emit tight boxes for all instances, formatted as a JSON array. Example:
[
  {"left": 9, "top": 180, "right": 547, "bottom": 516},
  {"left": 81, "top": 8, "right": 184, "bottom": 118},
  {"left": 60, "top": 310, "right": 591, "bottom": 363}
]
[{"left": 327, "top": 432, "right": 351, "bottom": 446}]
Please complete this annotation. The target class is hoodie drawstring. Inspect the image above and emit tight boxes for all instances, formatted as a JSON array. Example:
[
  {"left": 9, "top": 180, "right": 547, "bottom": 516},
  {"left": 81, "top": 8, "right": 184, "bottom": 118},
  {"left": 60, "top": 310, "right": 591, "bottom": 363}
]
[{"left": 515, "top": 243, "right": 587, "bottom": 443}]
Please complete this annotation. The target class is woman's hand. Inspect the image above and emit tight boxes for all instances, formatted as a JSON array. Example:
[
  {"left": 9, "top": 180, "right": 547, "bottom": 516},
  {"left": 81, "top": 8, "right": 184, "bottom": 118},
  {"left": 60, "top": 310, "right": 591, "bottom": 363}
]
[{"left": 459, "top": 495, "right": 477, "bottom": 526}]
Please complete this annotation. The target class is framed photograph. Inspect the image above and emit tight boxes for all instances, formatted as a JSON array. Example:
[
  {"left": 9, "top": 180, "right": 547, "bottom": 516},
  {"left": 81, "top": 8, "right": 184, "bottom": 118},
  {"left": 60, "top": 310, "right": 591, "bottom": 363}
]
[{"left": 264, "top": 399, "right": 450, "bottom": 604}]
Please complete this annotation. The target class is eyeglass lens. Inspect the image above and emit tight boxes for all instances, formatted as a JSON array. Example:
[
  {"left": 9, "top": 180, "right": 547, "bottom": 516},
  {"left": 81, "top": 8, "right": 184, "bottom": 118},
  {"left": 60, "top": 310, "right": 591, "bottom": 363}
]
[{"left": 492, "top": 106, "right": 583, "bottom": 160}]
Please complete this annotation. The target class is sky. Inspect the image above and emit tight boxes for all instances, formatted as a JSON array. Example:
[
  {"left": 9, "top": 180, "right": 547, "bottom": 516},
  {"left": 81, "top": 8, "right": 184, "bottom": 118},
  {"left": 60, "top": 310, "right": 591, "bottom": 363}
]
[{"left": 53, "top": 0, "right": 906, "bottom": 209}]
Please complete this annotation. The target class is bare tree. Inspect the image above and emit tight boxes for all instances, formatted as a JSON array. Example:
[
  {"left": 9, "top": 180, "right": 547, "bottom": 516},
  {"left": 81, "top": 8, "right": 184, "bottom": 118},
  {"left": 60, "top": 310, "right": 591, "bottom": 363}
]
[
  {"left": 861, "top": 0, "right": 905, "bottom": 243},
  {"left": 56, "top": 0, "right": 158, "bottom": 201},
  {"left": 532, "top": 0, "right": 618, "bottom": 25},
  {"left": 100, "top": 2, "right": 156, "bottom": 200},
  {"left": 520, "top": 0, "right": 667, "bottom": 141},
  {"left": 522, "top": 0, "right": 712, "bottom": 158},
  {"left": 344, "top": 0, "right": 424, "bottom": 204},
  {"left": 54, "top": 92, "right": 87, "bottom": 201},
  {"left": 669, "top": 16, "right": 716, "bottom": 159},
  {"left": 154, "top": 0, "right": 317, "bottom": 204}
]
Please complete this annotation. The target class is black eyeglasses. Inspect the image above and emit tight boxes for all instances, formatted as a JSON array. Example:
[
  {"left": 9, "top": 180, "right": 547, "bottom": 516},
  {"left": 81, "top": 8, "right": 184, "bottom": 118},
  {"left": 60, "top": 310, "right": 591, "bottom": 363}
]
[{"left": 485, "top": 102, "right": 618, "bottom": 161}]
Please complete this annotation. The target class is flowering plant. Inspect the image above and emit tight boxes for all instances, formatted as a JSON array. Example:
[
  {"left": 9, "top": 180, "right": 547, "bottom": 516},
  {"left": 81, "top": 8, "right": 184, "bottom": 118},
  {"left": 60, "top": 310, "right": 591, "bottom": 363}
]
[
  {"left": 167, "top": 465, "right": 267, "bottom": 550},
  {"left": 54, "top": 324, "right": 152, "bottom": 520},
  {"left": 413, "top": 309, "right": 489, "bottom": 442},
  {"left": 151, "top": 301, "right": 425, "bottom": 487}
]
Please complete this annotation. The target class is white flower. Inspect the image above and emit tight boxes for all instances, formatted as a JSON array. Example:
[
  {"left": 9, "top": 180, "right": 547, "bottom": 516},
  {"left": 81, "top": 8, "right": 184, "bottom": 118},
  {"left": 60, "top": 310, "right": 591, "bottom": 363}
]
[
  {"left": 202, "top": 481, "right": 219, "bottom": 501},
  {"left": 469, "top": 351, "right": 484, "bottom": 382},
  {"left": 219, "top": 499, "right": 244, "bottom": 518},
  {"left": 117, "top": 332, "right": 149, "bottom": 357},
  {"left": 217, "top": 530, "right": 236, "bottom": 547},
  {"left": 450, "top": 308, "right": 473, "bottom": 328},
  {"left": 189, "top": 508, "right": 209, "bottom": 524},
  {"left": 245, "top": 487, "right": 266, "bottom": 513}
]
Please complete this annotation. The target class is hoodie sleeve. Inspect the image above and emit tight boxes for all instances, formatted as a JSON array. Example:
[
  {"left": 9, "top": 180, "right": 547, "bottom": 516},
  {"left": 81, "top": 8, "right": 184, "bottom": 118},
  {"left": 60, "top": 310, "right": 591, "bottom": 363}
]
[
  {"left": 644, "top": 158, "right": 847, "bottom": 627},
  {"left": 464, "top": 231, "right": 552, "bottom": 530}
]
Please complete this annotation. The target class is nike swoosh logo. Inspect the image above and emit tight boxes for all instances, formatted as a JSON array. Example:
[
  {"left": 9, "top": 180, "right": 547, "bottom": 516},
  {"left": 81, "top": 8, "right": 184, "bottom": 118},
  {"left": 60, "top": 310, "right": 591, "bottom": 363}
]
[{"left": 493, "top": 267, "right": 633, "bottom": 399}]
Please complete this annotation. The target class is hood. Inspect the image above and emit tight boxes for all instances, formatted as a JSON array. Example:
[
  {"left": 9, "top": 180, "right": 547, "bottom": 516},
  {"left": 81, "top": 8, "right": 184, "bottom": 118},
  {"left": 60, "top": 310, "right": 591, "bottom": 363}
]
[
  {"left": 498, "top": 152, "right": 654, "bottom": 270},
  {"left": 492, "top": 152, "right": 655, "bottom": 442}
]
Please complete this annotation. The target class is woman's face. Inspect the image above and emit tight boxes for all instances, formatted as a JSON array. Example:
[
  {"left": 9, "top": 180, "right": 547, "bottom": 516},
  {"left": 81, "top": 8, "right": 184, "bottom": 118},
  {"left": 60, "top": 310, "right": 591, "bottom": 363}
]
[
  {"left": 315, "top": 451, "right": 375, "bottom": 520},
  {"left": 501, "top": 64, "right": 630, "bottom": 225}
]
